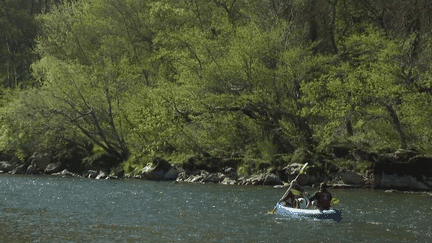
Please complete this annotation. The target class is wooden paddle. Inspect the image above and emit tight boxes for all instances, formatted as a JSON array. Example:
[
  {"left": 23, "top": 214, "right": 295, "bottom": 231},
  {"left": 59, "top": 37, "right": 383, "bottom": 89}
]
[{"left": 268, "top": 163, "right": 309, "bottom": 214}]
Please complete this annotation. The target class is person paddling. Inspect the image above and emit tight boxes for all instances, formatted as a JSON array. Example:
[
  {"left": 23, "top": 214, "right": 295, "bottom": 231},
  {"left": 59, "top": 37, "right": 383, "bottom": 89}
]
[
  {"left": 308, "top": 182, "right": 332, "bottom": 211},
  {"left": 281, "top": 180, "right": 304, "bottom": 208}
]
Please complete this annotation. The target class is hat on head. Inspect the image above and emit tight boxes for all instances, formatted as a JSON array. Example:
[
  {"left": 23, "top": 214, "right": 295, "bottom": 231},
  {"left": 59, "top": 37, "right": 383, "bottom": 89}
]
[{"left": 320, "top": 182, "right": 327, "bottom": 189}]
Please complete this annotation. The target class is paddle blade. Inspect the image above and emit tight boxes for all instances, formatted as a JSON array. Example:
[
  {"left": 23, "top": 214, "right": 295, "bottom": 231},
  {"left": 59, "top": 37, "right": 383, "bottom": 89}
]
[
  {"left": 291, "top": 189, "right": 301, "bottom": 196},
  {"left": 268, "top": 210, "right": 275, "bottom": 215},
  {"left": 331, "top": 198, "right": 340, "bottom": 205},
  {"left": 299, "top": 163, "right": 309, "bottom": 175}
]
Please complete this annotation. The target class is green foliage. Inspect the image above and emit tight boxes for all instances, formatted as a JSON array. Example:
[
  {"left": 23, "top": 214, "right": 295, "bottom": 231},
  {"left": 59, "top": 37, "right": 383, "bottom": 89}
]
[
  {"left": 256, "top": 132, "right": 278, "bottom": 162},
  {"left": 301, "top": 26, "right": 414, "bottom": 151},
  {"left": 1, "top": 0, "right": 432, "bottom": 173},
  {"left": 237, "top": 164, "right": 250, "bottom": 176},
  {"left": 354, "top": 160, "right": 374, "bottom": 174},
  {"left": 327, "top": 159, "right": 355, "bottom": 171}
]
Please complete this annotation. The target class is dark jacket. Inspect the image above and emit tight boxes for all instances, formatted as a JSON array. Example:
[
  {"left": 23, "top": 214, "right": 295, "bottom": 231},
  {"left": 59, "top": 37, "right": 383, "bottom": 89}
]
[{"left": 310, "top": 190, "right": 332, "bottom": 210}]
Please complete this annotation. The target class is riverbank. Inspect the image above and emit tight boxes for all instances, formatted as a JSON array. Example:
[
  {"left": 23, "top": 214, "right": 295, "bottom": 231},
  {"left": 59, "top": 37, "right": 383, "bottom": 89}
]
[
  {"left": 1, "top": 159, "right": 431, "bottom": 195},
  {"left": 1, "top": 146, "right": 431, "bottom": 192}
]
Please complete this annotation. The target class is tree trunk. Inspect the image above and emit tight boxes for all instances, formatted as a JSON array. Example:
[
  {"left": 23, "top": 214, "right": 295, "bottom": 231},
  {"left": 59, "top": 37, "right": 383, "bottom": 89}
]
[
  {"left": 346, "top": 118, "right": 353, "bottom": 137},
  {"left": 385, "top": 104, "right": 407, "bottom": 149},
  {"left": 329, "top": 0, "right": 338, "bottom": 54}
]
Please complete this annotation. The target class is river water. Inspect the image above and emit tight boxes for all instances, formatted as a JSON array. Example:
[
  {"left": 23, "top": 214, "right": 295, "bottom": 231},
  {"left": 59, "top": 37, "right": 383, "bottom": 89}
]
[{"left": 0, "top": 174, "right": 431, "bottom": 242}]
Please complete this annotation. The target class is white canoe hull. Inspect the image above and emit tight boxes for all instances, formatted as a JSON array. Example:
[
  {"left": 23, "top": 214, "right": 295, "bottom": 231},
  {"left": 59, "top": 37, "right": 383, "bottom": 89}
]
[{"left": 275, "top": 203, "right": 342, "bottom": 222}]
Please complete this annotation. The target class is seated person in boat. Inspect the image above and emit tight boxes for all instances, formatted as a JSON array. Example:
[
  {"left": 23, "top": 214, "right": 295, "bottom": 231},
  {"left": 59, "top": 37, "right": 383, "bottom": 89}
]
[
  {"left": 308, "top": 182, "right": 332, "bottom": 211},
  {"left": 281, "top": 180, "right": 304, "bottom": 208},
  {"left": 296, "top": 192, "right": 310, "bottom": 209}
]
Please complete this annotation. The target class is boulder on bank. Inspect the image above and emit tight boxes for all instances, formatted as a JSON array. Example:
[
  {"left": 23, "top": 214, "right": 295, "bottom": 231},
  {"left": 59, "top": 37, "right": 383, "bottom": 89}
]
[
  {"left": 163, "top": 166, "right": 182, "bottom": 180},
  {"left": 284, "top": 163, "right": 323, "bottom": 186},
  {"left": 224, "top": 167, "right": 238, "bottom": 180},
  {"left": 374, "top": 173, "right": 430, "bottom": 191},
  {"left": 202, "top": 172, "right": 226, "bottom": 183},
  {"left": 295, "top": 173, "right": 321, "bottom": 186},
  {"left": 0, "top": 161, "right": 14, "bottom": 172},
  {"left": 26, "top": 164, "right": 38, "bottom": 174},
  {"left": 176, "top": 171, "right": 189, "bottom": 182},
  {"left": 52, "top": 169, "right": 79, "bottom": 177},
  {"left": 284, "top": 163, "right": 305, "bottom": 177},
  {"left": 334, "top": 169, "right": 367, "bottom": 185},
  {"left": 182, "top": 155, "right": 241, "bottom": 173},
  {"left": 11, "top": 164, "right": 27, "bottom": 174},
  {"left": 373, "top": 153, "right": 432, "bottom": 191},
  {"left": 424, "top": 178, "right": 432, "bottom": 188},
  {"left": 84, "top": 170, "right": 99, "bottom": 179},
  {"left": 390, "top": 149, "right": 419, "bottom": 162},
  {"left": 44, "top": 163, "right": 63, "bottom": 174},
  {"left": 96, "top": 171, "right": 108, "bottom": 179},
  {"left": 176, "top": 168, "right": 239, "bottom": 184},
  {"left": 29, "top": 152, "right": 53, "bottom": 172},
  {"left": 183, "top": 170, "right": 210, "bottom": 183},
  {"left": 238, "top": 173, "right": 283, "bottom": 186},
  {"left": 140, "top": 157, "right": 175, "bottom": 180},
  {"left": 221, "top": 177, "right": 237, "bottom": 185}
]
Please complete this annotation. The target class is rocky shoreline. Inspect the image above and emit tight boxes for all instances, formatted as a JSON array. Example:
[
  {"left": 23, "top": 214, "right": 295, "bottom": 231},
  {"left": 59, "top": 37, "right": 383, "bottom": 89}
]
[{"left": 1, "top": 148, "right": 432, "bottom": 194}]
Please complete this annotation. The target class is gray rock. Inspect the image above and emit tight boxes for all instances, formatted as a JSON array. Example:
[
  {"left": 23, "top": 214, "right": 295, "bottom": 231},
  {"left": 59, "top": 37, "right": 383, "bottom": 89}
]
[
  {"left": 95, "top": 171, "right": 108, "bottom": 180},
  {"left": 140, "top": 157, "right": 173, "bottom": 180},
  {"left": 295, "top": 173, "right": 321, "bottom": 186},
  {"left": 335, "top": 169, "right": 366, "bottom": 185},
  {"left": 224, "top": 167, "right": 238, "bottom": 179},
  {"left": 84, "top": 170, "right": 99, "bottom": 179},
  {"left": 184, "top": 170, "right": 209, "bottom": 183},
  {"left": 44, "top": 163, "right": 62, "bottom": 174},
  {"left": 262, "top": 173, "right": 283, "bottom": 185},
  {"left": 221, "top": 177, "right": 237, "bottom": 185},
  {"left": 10, "top": 164, "right": 27, "bottom": 174},
  {"left": 238, "top": 173, "right": 283, "bottom": 186},
  {"left": 163, "top": 166, "right": 180, "bottom": 180},
  {"left": 0, "top": 161, "right": 14, "bottom": 172},
  {"left": 176, "top": 172, "right": 189, "bottom": 182},
  {"left": 52, "top": 169, "right": 79, "bottom": 177},
  {"left": 202, "top": 172, "right": 226, "bottom": 183},
  {"left": 375, "top": 173, "right": 430, "bottom": 191},
  {"left": 284, "top": 163, "right": 305, "bottom": 176},
  {"left": 26, "top": 164, "right": 38, "bottom": 174},
  {"left": 30, "top": 152, "right": 53, "bottom": 171}
]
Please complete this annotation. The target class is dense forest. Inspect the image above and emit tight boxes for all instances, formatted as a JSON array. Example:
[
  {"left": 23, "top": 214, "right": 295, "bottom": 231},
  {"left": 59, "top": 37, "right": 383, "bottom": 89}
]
[{"left": 1, "top": 0, "right": 432, "bottom": 175}]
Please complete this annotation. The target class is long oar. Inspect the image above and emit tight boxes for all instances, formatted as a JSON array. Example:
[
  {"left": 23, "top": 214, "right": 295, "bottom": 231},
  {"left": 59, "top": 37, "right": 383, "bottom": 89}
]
[{"left": 268, "top": 163, "right": 309, "bottom": 214}]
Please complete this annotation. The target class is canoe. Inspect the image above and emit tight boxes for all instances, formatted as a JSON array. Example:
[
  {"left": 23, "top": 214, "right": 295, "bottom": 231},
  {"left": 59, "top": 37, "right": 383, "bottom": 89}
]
[{"left": 275, "top": 203, "right": 342, "bottom": 222}]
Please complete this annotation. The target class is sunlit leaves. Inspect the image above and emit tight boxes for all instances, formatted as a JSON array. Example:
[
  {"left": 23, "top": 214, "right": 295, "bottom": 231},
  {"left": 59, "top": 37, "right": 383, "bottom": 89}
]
[
  {"left": 3, "top": 0, "right": 432, "bottom": 168},
  {"left": 301, "top": 26, "right": 412, "bottom": 149}
]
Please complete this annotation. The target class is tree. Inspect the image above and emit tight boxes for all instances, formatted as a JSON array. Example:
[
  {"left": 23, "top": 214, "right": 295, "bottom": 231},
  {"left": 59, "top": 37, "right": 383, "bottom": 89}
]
[
  {"left": 302, "top": 27, "right": 412, "bottom": 149},
  {"left": 0, "top": 0, "right": 38, "bottom": 88},
  {"left": 27, "top": 0, "right": 154, "bottom": 163}
]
